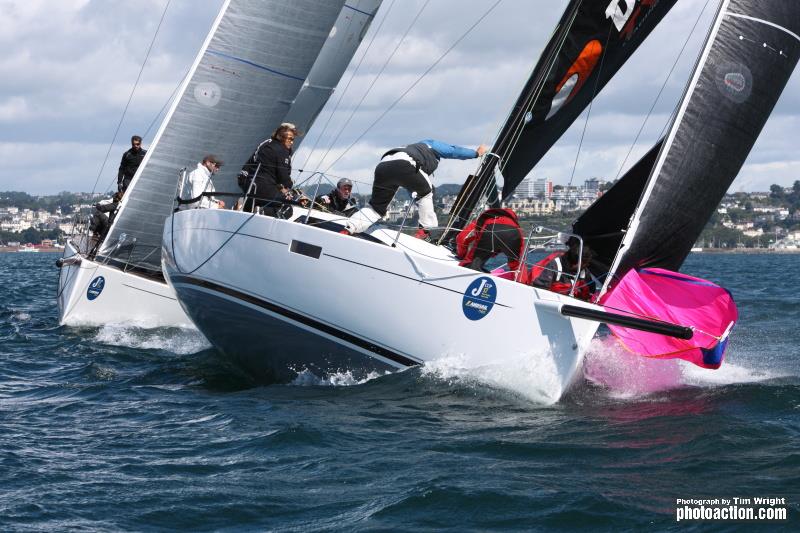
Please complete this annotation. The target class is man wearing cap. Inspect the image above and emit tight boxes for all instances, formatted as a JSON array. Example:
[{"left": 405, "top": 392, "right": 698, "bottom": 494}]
[
  {"left": 184, "top": 154, "right": 225, "bottom": 209},
  {"left": 344, "top": 139, "right": 487, "bottom": 240},
  {"left": 315, "top": 178, "right": 358, "bottom": 215}
]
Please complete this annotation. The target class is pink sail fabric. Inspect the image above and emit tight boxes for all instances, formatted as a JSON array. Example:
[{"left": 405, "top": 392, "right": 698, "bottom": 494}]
[{"left": 600, "top": 268, "right": 737, "bottom": 369}]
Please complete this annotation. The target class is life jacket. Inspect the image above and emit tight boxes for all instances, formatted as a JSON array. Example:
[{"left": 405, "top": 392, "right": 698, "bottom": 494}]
[
  {"left": 530, "top": 252, "right": 593, "bottom": 300},
  {"left": 382, "top": 142, "right": 440, "bottom": 175},
  {"left": 456, "top": 208, "right": 525, "bottom": 272}
]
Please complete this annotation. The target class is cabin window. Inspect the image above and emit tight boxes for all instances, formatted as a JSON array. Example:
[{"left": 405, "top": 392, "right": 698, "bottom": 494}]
[{"left": 290, "top": 240, "right": 322, "bottom": 259}]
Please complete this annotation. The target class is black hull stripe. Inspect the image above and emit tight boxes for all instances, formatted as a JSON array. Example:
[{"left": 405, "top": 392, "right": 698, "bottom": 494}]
[{"left": 170, "top": 275, "right": 421, "bottom": 368}]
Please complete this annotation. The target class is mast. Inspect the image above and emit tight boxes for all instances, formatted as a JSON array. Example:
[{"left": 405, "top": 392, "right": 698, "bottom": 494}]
[
  {"left": 601, "top": 0, "right": 800, "bottom": 292},
  {"left": 443, "top": 0, "right": 679, "bottom": 242}
]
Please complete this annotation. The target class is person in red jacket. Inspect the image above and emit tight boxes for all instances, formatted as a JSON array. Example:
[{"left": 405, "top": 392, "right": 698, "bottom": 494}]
[
  {"left": 456, "top": 208, "right": 526, "bottom": 273},
  {"left": 530, "top": 237, "right": 595, "bottom": 300}
]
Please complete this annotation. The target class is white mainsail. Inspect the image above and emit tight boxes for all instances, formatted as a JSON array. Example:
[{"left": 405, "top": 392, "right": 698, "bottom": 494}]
[{"left": 99, "top": 0, "right": 349, "bottom": 271}]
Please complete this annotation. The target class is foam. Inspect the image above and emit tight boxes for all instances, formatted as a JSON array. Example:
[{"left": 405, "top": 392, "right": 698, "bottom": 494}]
[
  {"left": 422, "top": 349, "right": 564, "bottom": 405},
  {"left": 289, "top": 368, "right": 387, "bottom": 387},
  {"left": 584, "top": 336, "right": 788, "bottom": 398},
  {"left": 93, "top": 324, "right": 211, "bottom": 355}
]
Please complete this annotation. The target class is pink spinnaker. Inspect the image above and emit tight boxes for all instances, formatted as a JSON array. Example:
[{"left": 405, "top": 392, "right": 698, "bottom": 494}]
[{"left": 600, "top": 268, "right": 737, "bottom": 369}]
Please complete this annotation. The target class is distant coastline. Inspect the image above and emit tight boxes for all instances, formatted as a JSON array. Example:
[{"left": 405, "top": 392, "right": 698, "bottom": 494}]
[{"left": 0, "top": 246, "right": 62, "bottom": 254}]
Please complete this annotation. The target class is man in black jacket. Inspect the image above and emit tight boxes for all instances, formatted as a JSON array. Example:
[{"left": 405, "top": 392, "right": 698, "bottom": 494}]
[
  {"left": 315, "top": 178, "right": 358, "bottom": 215},
  {"left": 117, "top": 135, "right": 146, "bottom": 194},
  {"left": 240, "top": 123, "right": 298, "bottom": 216}
]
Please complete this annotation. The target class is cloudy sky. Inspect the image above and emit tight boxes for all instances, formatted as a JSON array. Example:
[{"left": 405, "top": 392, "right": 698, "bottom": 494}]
[{"left": 1, "top": 0, "right": 798, "bottom": 196}]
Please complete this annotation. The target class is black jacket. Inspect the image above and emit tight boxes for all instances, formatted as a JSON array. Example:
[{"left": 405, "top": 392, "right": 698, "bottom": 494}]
[
  {"left": 315, "top": 189, "right": 358, "bottom": 214},
  {"left": 242, "top": 139, "right": 293, "bottom": 200},
  {"left": 117, "top": 148, "right": 146, "bottom": 190}
]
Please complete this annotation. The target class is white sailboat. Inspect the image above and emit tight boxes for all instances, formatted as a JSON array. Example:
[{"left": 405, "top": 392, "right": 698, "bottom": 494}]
[
  {"left": 56, "top": 0, "right": 382, "bottom": 327},
  {"left": 162, "top": 0, "right": 799, "bottom": 401}
]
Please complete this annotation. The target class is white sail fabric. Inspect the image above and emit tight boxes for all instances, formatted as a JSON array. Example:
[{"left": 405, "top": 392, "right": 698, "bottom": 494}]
[
  {"left": 284, "top": 1, "right": 382, "bottom": 147},
  {"left": 100, "top": 0, "right": 346, "bottom": 271}
]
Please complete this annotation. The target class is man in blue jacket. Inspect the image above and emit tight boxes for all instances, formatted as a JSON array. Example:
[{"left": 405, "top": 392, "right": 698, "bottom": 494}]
[{"left": 344, "top": 139, "right": 487, "bottom": 240}]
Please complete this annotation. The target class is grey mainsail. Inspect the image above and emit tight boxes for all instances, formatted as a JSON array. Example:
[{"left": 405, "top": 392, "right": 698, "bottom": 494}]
[
  {"left": 284, "top": 1, "right": 382, "bottom": 149},
  {"left": 600, "top": 0, "right": 800, "bottom": 289},
  {"left": 99, "top": 0, "right": 351, "bottom": 272}
]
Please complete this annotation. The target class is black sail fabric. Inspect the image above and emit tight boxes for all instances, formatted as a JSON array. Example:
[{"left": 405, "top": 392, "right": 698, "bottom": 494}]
[
  {"left": 611, "top": 0, "right": 800, "bottom": 278},
  {"left": 572, "top": 139, "right": 663, "bottom": 274},
  {"left": 444, "top": 0, "right": 678, "bottom": 239},
  {"left": 498, "top": 0, "right": 678, "bottom": 199}
]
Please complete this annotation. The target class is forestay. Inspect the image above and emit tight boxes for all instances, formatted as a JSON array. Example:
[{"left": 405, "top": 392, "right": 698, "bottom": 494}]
[{"left": 99, "top": 0, "right": 347, "bottom": 272}]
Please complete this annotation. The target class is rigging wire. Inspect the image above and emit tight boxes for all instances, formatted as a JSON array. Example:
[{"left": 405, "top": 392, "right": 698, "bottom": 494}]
[
  {"left": 321, "top": 0, "right": 504, "bottom": 175},
  {"left": 86, "top": 0, "right": 172, "bottom": 197},
  {"left": 614, "top": 0, "right": 713, "bottom": 181},
  {"left": 298, "top": 0, "right": 398, "bottom": 172},
  {"left": 313, "top": 0, "right": 432, "bottom": 174}
]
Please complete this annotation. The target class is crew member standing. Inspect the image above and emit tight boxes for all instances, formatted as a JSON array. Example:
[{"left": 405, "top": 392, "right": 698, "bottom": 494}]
[
  {"left": 239, "top": 123, "right": 299, "bottom": 215},
  {"left": 344, "top": 139, "right": 487, "bottom": 240},
  {"left": 117, "top": 135, "right": 146, "bottom": 194}
]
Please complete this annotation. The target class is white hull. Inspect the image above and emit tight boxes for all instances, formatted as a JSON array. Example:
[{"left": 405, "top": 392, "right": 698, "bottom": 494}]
[
  {"left": 163, "top": 209, "right": 603, "bottom": 400},
  {"left": 57, "top": 239, "right": 193, "bottom": 328}
]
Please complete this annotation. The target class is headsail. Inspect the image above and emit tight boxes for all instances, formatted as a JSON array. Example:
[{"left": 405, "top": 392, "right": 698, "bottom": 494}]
[
  {"left": 445, "top": 0, "right": 678, "bottom": 237},
  {"left": 604, "top": 0, "right": 800, "bottom": 284},
  {"left": 98, "top": 0, "right": 375, "bottom": 272}
]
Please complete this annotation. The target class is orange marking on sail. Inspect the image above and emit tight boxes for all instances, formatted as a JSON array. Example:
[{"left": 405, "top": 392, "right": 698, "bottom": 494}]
[{"left": 554, "top": 39, "right": 603, "bottom": 103}]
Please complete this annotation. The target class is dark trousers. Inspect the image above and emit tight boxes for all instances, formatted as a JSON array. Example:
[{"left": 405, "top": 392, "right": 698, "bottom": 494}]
[
  {"left": 466, "top": 222, "right": 522, "bottom": 271},
  {"left": 369, "top": 160, "right": 432, "bottom": 216}
]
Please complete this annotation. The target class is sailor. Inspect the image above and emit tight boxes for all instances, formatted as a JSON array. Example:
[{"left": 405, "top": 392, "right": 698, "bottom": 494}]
[
  {"left": 315, "top": 178, "right": 358, "bottom": 215},
  {"left": 117, "top": 135, "right": 146, "bottom": 194},
  {"left": 531, "top": 237, "right": 595, "bottom": 300},
  {"left": 343, "top": 139, "right": 488, "bottom": 240},
  {"left": 239, "top": 123, "right": 298, "bottom": 215},
  {"left": 184, "top": 155, "right": 226, "bottom": 209},
  {"left": 456, "top": 208, "right": 525, "bottom": 273},
  {"left": 88, "top": 191, "right": 122, "bottom": 256}
]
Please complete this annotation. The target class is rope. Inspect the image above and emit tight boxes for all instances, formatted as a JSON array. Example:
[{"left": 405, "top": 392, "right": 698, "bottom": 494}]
[
  {"left": 72, "top": 0, "right": 171, "bottom": 243},
  {"left": 87, "top": 0, "right": 171, "bottom": 197},
  {"left": 321, "top": 0, "right": 504, "bottom": 175}
]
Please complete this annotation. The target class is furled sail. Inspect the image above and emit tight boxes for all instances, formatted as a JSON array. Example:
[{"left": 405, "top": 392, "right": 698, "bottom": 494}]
[
  {"left": 445, "top": 0, "right": 678, "bottom": 237},
  {"left": 605, "top": 0, "right": 800, "bottom": 284},
  {"left": 99, "top": 0, "right": 373, "bottom": 272}
]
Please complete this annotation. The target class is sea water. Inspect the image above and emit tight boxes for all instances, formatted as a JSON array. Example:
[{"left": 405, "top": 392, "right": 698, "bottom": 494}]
[{"left": 1, "top": 252, "right": 797, "bottom": 530}]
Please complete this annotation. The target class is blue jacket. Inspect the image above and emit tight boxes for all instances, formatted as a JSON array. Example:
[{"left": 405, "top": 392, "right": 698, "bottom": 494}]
[{"left": 419, "top": 139, "right": 478, "bottom": 160}]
